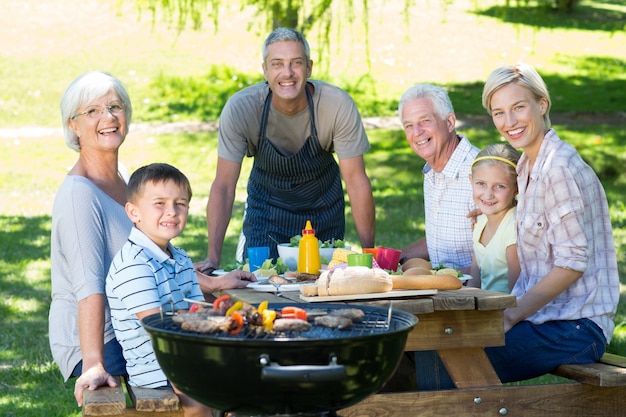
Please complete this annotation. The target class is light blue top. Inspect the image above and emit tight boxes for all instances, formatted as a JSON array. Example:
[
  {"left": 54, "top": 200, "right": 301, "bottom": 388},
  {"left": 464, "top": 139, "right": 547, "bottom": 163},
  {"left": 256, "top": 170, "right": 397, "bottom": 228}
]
[{"left": 473, "top": 207, "right": 517, "bottom": 293}]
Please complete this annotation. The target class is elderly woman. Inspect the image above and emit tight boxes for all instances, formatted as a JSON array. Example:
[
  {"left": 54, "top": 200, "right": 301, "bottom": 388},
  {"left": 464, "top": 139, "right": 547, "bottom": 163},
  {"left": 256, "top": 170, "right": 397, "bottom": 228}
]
[
  {"left": 50, "top": 71, "right": 133, "bottom": 406},
  {"left": 50, "top": 72, "right": 255, "bottom": 407}
]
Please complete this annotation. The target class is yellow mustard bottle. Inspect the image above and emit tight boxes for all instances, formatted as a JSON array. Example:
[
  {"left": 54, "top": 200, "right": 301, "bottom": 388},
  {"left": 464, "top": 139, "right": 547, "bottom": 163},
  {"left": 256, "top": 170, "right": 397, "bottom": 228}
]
[{"left": 298, "top": 220, "right": 321, "bottom": 274}]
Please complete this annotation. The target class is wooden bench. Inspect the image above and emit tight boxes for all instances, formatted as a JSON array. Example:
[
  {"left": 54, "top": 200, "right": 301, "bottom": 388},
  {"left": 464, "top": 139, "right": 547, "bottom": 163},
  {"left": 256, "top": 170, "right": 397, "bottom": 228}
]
[
  {"left": 552, "top": 352, "right": 626, "bottom": 386},
  {"left": 341, "top": 353, "right": 626, "bottom": 416},
  {"left": 82, "top": 376, "right": 183, "bottom": 416}
]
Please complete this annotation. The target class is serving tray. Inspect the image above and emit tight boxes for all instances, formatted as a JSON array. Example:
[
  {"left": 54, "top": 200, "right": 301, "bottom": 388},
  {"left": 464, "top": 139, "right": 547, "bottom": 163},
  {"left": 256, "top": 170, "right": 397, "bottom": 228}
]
[{"left": 299, "top": 288, "right": 437, "bottom": 303}]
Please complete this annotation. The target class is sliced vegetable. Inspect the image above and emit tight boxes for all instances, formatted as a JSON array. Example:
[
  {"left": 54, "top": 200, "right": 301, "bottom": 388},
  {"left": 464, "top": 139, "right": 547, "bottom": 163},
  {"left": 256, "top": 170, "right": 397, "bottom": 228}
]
[
  {"left": 258, "top": 300, "right": 269, "bottom": 313},
  {"left": 213, "top": 294, "right": 231, "bottom": 310},
  {"left": 189, "top": 303, "right": 200, "bottom": 313},
  {"left": 262, "top": 309, "right": 277, "bottom": 331},
  {"left": 282, "top": 306, "right": 307, "bottom": 321},
  {"left": 229, "top": 312, "right": 244, "bottom": 335},
  {"left": 225, "top": 301, "right": 243, "bottom": 317}
]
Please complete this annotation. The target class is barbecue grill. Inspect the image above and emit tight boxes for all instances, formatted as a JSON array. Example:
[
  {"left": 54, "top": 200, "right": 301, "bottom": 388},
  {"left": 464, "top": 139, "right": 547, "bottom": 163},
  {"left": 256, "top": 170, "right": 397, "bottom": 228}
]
[{"left": 141, "top": 302, "right": 418, "bottom": 417}]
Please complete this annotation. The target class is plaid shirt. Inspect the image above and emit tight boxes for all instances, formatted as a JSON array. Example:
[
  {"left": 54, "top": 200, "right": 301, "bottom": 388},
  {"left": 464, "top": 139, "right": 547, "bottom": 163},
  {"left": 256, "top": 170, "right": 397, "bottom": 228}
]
[
  {"left": 513, "top": 129, "right": 619, "bottom": 343},
  {"left": 423, "top": 135, "right": 479, "bottom": 269}
]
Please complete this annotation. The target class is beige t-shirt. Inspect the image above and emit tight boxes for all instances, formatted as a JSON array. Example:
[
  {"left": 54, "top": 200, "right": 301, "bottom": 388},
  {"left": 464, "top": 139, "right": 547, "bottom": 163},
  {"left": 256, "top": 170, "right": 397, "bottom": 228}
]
[{"left": 217, "top": 80, "right": 369, "bottom": 161}]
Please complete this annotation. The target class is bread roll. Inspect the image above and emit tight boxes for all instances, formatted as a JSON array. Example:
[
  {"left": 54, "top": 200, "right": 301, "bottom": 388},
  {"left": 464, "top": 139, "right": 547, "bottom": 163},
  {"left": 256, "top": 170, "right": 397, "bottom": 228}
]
[
  {"left": 436, "top": 268, "right": 460, "bottom": 277},
  {"left": 300, "top": 283, "right": 319, "bottom": 297},
  {"left": 317, "top": 267, "right": 392, "bottom": 296},
  {"left": 392, "top": 273, "right": 462, "bottom": 290},
  {"left": 401, "top": 258, "right": 432, "bottom": 272},
  {"left": 402, "top": 267, "right": 433, "bottom": 276}
]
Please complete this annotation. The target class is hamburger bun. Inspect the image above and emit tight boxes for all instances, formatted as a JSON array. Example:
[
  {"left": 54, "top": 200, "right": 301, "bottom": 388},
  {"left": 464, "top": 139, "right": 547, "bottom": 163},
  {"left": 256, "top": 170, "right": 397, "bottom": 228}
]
[
  {"left": 401, "top": 258, "right": 432, "bottom": 272},
  {"left": 392, "top": 273, "right": 462, "bottom": 290}
]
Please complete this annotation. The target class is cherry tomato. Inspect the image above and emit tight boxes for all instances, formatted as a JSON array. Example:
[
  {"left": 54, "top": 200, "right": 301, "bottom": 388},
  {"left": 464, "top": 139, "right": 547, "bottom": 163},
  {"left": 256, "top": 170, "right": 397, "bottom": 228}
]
[
  {"left": 213, "top": 294, "right": 231, "bottom": 310},
  {"left": 229, "top": 312, "right": 244, "bottom": 335},
  {"left": 281, "top": 306, "right": 307, "bottom": 321},
  {"left": 189, "top": 304, "right": 200, "bottom": 313}
]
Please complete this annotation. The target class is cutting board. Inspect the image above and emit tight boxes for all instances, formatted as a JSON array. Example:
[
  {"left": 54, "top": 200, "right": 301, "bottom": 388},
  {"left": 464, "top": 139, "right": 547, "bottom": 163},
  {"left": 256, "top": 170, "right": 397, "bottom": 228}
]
[{"left": 299, "top": 289, "right": 437, "bottom": 303}]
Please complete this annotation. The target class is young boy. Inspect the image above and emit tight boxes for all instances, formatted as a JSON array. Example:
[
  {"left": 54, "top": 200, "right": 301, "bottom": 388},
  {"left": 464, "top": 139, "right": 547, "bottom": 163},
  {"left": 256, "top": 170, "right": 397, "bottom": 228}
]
[{"left": 106, "top": 163, "right": 212, "bottom": 417}]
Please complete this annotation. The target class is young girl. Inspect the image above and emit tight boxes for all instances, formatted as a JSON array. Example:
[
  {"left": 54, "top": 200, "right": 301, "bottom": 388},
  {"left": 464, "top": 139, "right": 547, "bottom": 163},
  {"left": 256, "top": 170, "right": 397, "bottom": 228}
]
[{"left": 468, "top": 143, "right": 521, "bottom": 293}]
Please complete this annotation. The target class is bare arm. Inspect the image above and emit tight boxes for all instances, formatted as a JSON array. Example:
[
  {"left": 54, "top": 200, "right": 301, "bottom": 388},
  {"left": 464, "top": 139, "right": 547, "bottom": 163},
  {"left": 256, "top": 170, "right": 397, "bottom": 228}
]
[
  {"left": 506, "top": 244, "right": 520, "bottom": 292},
  {"left": 504, "top": 266, "right": 582, "bottom": 332},
  {"left": 199, "top": 157, "right": 242, "bottom": 272},
  {"left": 196, "top": 269, "right": 257, "bottom": 295},
  {"left": 338, "top": 155, "right": 375, "bottom": 248},
  {"left": 468, "top": 254, "right": 481, "bottom": 288},
  {"left": 400, "top": 238, "right": 429, "bottom": 264},
  {"left": 74, "top": 294, "right": 117, "bottom": 406}
]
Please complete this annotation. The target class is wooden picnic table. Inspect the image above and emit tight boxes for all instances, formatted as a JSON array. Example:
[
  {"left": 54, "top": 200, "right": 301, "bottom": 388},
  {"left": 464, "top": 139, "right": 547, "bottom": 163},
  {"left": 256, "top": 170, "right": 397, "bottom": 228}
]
[{"left": 223, "top": 286, "right": 626, "bottom": 416}]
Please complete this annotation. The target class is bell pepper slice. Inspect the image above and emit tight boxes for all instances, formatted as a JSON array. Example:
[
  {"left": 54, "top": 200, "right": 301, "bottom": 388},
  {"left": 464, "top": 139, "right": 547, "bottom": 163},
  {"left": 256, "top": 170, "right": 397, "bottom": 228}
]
[
  {"left": 189, "top": 303, "right": 200, "bottom": 313},
  {"left": 281, "top": 306, "right": 307, "bottom": 321},
  {"left": 262, "top": 309, "right": 277, "bottom": 331},
  {"left": 229, "top": 312, "right": 244, "bottom": 335},
  {"left": 225, "top": 301, "right": 243, "bottom": 317},
  {"left": 258, "top": 300, "right": 269, "bottom": 313},
  {"left": 213, "top": 294, "right": 231, "bottom": 310}
]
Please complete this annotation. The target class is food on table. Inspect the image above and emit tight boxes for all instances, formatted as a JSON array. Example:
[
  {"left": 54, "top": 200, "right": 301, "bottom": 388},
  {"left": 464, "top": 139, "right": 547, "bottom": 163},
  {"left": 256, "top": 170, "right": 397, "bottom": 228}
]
[
  {"left": 327, "top": 248, "right": 359, "bottom": 268},
  {"left": 300, "top": 282, "right": 319, "bottom": 297},
  {"left": 402, "top": 267, "right": 433, "bottom": 276},
  {"left": 295, "top": 272, "right": 319, "bottom": 281},
  {"left": 392, "top": 272, "right": 462, "bottom": 290},
  {"left": 436, "top": 268, "right": 462, "bottom": 277},
  {"left": 317, "top": 266, "right": 392, "bottom": 296},
  {"left": 401, "top": 257, "right": 433, "bottom": 272},
  {"left": 268, "top": 275, "right": 292, "bottom": 285}
]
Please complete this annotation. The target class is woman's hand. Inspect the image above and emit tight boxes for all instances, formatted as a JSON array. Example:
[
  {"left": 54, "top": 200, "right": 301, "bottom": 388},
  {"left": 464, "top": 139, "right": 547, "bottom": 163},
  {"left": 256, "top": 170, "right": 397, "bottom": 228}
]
[{"left": 74, "top": 363, "right": 118, "bottom": 406}]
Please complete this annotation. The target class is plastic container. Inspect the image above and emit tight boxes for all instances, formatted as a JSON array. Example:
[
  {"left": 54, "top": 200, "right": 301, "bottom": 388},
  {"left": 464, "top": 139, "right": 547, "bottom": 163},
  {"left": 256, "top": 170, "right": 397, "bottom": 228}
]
[{"left": 298, "top": 220, "right": 321, "bottom": 274}]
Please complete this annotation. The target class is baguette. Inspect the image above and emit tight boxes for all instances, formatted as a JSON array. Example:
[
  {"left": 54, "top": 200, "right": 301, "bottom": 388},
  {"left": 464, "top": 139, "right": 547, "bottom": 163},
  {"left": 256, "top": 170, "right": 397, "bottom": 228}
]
[
  {"left": 392, "top": 273, "right": 462, "bottom": 290},
  {"left": 317, "top": 267, "right": 392, "bottom": 296}
]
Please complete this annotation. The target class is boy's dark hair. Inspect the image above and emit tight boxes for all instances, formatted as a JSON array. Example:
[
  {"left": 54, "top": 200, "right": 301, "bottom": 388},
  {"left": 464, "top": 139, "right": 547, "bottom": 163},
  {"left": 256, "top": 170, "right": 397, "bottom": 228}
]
[{"left": 127, "top": 163, "right": 192, "bottom": 203}]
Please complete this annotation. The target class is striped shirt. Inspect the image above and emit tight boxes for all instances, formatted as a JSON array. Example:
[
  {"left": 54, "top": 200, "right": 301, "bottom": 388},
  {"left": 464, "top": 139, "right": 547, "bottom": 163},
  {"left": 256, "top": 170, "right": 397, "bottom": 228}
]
[
  {"left": 423, "top": 135, "right": 479, "bottom": 269},
  {"left": 106, "top": 227, "right": 204, "bottom": 388},
  {"left": 512, "top": 129, "right": 619, "bottom": 343}
]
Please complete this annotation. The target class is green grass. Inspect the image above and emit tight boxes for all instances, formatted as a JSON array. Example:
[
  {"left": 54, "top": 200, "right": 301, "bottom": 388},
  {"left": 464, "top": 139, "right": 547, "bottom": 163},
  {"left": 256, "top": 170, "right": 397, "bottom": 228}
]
[{"left": 1, "top": 0, "right": 625, "bottom": 415}]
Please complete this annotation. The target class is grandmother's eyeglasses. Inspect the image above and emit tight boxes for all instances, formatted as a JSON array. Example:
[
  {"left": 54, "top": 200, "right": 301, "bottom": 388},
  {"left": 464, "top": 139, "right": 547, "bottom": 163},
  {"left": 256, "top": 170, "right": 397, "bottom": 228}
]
[{"left": 71, "top": 102, "right": 125, "bottom": 120}]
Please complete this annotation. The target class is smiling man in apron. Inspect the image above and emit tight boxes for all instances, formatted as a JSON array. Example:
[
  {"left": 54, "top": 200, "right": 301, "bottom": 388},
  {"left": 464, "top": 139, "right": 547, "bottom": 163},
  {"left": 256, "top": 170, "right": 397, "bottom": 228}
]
[{"left": 197, "top": 28, "right": 375, "bottom": 272}]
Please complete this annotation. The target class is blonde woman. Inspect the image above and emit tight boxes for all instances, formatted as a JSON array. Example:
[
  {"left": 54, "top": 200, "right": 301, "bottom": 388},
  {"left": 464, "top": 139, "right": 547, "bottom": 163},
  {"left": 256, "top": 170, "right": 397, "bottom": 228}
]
[{"left": 481, "top": 63, "right": 619, "bottom": 382}]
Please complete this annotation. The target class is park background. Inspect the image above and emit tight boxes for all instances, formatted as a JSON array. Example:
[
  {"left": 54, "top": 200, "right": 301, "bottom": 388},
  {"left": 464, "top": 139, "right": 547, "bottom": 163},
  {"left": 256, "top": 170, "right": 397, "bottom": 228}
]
[{"left": 0, "top": 0, "right": 625, "bottom": 415}]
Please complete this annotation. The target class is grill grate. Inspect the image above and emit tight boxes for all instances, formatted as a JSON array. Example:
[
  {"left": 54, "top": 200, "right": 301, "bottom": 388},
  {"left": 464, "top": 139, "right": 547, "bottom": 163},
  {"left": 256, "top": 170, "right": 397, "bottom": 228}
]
[{"left": 156, "top": 306, "right": 408, "bottom": 341}]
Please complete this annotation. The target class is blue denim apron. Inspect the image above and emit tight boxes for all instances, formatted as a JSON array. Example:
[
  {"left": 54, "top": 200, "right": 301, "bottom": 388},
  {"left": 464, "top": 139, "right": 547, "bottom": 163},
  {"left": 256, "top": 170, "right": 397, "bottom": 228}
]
[{"left": 242, "top": 87, "right": 344, "bottom": 260}]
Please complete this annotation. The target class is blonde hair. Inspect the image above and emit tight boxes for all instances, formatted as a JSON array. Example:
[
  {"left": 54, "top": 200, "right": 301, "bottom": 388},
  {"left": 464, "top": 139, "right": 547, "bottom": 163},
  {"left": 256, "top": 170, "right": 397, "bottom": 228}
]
[
  {"left": 482, "top": 63, "right": 552, "bottom": 129},
  {"left": 472, "top": 143, "right": 521, "bottom": 206}
]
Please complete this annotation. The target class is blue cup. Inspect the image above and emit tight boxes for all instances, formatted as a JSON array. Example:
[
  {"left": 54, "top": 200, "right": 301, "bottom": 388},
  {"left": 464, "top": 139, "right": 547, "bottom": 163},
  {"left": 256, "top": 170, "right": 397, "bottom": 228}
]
[{"left": 247, "top": 246, "right": 270, "bottom": 272}]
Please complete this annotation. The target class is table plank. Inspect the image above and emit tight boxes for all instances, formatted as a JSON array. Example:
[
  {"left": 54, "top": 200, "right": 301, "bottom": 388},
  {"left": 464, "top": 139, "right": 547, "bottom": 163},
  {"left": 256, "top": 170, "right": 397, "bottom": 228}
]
[{"left": 405, "top": 310, "right": 505, "bottom": 351}]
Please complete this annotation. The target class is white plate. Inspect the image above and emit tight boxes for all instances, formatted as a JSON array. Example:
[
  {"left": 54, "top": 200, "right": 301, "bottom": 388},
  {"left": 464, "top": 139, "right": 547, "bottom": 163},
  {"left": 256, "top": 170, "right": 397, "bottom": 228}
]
[
  {"left": 211, "top": 269, "right": 228, "bottom": 276},
  {"left": 247, "top": 278, "right": 301, "bottom": 292}
]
